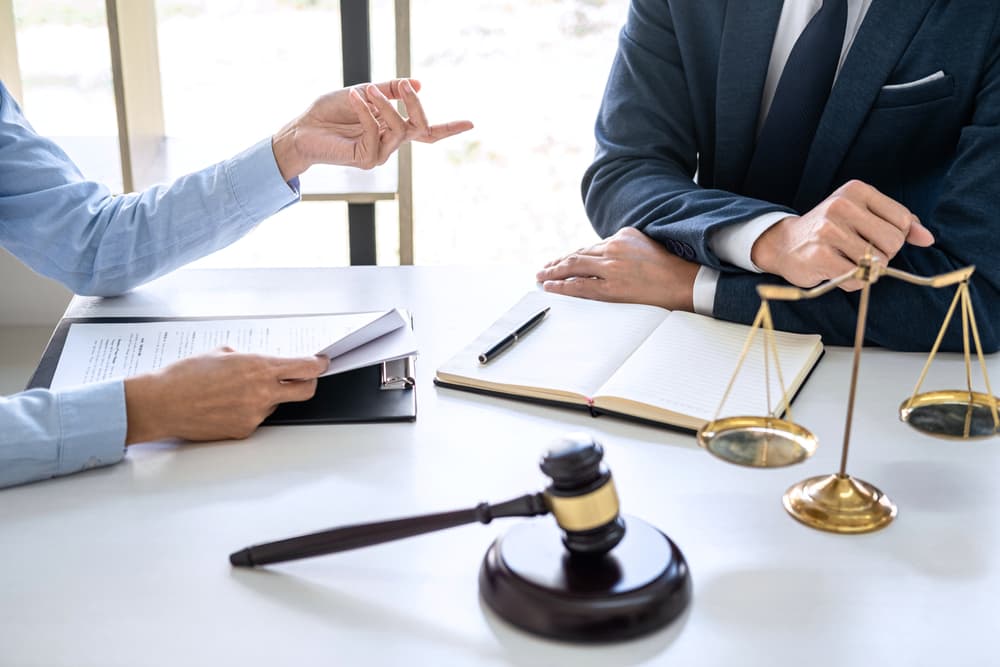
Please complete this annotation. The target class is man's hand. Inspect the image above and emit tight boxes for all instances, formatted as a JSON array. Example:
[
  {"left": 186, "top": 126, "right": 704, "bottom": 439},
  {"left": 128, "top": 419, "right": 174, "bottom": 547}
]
[
  {"left": 751, "top": 180, "right": 935, "bottom": 290},
  {"left": 272, "top": 78, "right": 474, "bottom": 180},
  {"left": 535, "top": 227, "right": 700, "bottom": 311},
  {"left": 123, "top": 348, "right": 329, "bottom": 444}
]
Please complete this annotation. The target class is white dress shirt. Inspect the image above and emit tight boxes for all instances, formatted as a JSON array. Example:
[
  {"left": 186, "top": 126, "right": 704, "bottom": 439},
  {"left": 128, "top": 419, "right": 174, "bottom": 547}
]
[{"left": 693, "top": 0, "right": 873, "bottom": 315}]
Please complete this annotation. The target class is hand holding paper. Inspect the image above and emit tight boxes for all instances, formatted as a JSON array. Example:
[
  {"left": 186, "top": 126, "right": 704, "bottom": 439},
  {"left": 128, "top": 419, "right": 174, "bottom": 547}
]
[
  {"left": 40, "top": 310, "right": 418, "bottom": 445},
  {"left": 124, "top": 349, "right": 329, "bottom": 444}
]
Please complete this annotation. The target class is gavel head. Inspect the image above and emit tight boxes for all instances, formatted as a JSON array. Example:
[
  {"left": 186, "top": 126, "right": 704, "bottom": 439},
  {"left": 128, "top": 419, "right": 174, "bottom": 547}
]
[{"left": 539, "top": 433, "right": 626, "bottom": 557}]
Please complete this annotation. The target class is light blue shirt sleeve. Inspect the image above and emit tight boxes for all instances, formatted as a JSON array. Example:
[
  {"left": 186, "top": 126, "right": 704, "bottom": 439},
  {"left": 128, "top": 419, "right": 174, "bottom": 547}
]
[
  {"left": 0, "top": 81, "right": 300, "bottom": 488},
  {"left": 0, "top": 82, "right": 299, "bottom": 296},
  {"left": 0, "top": 382, "right": 127, "bottom": 488}
]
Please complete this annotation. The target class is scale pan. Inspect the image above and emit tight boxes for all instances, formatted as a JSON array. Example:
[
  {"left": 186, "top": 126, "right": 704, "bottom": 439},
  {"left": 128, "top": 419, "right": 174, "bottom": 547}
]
[
  {"left": 899, "top": 390, "right": 999, "bottom": 439},
  {"left": 697, "top": 416, "right": 817, "bottom": 468}
]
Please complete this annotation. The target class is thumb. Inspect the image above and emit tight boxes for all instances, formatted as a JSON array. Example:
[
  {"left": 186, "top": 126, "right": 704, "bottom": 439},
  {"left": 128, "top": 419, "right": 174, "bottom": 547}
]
[{"left": 905, "top": 218, "right": 935, "bottom": 247}]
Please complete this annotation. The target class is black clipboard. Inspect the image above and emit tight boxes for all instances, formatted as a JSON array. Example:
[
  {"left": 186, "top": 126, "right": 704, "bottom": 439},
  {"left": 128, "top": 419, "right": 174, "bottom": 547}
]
[{"left": 27, "top": 316, "right": 416, "bottom": 424}]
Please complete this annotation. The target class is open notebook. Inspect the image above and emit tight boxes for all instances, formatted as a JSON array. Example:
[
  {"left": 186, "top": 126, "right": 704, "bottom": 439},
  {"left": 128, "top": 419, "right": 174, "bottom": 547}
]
[{"left": 435, "top": 291, "right": 823, "bottom": 432}]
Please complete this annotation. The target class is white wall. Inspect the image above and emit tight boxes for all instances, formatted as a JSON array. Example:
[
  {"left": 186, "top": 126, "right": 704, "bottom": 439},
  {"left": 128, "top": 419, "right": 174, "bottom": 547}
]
[{"left": 0, "top": 248, "right": 71, "bottom": 326}]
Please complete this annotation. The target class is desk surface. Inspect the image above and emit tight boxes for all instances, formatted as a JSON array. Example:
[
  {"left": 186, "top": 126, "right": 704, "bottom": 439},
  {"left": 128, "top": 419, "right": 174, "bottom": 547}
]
[{"left": 1, "top": 266, "right": 998, "bottom": 667}]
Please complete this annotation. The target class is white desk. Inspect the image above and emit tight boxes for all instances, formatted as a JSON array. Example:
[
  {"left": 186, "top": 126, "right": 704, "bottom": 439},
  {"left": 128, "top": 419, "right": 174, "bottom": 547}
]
[{"left": 1, "top": 266, "right": 998, "bottom": 666}]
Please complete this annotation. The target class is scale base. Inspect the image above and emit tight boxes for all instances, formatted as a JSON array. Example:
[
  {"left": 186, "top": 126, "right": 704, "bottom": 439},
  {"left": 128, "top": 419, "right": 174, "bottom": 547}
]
[
  {"left": 479, "top": 515, "right": 690, "bottom": 643},
  {"left": 783, "top": 473, "right": 897, "bottom": 534}
]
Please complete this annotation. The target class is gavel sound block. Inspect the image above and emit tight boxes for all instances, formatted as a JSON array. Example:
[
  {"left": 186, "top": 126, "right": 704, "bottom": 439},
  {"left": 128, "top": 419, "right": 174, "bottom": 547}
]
[{"left": 478, "top": 435, "right": 691, "bottom": 642}]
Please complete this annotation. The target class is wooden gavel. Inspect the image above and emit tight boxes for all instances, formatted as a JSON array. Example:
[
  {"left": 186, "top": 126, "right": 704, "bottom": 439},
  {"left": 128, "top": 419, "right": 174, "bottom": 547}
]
[{"left": 229, "top": 434, "right": 626, "bottom": 567}]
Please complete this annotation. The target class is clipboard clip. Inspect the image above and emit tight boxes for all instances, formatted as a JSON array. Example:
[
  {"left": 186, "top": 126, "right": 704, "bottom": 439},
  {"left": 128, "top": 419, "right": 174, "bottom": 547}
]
[{"left": 380, "top": 356, "right": 415, "bottom": 390}]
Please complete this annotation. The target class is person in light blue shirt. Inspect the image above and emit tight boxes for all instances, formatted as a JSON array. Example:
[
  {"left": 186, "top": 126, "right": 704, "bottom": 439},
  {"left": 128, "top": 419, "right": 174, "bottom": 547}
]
[{"left": 0, "top": 78, "right": 472, "bottom": 489}]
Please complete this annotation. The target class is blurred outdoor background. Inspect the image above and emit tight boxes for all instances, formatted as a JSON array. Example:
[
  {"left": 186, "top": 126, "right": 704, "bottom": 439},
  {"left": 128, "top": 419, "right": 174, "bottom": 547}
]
[{"left": 11, "top": 0, "right": 629, "bottom": 268}]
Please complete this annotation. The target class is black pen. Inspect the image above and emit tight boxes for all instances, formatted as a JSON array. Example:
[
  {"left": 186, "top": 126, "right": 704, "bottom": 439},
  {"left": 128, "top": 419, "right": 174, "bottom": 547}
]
[{"left": 478, "top": 306, "right": 550, "bottom": 364}]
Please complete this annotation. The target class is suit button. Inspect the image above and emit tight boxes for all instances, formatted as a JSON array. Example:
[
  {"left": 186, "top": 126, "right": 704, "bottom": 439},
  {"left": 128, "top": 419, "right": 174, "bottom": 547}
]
[{"left": 680, "top": 243, "right": 696, "bottom": 260}]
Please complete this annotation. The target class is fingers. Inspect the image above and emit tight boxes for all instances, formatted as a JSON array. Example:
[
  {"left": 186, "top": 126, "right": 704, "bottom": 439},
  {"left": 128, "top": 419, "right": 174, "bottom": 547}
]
[
  {"left": 542, "top": 248, "right": 582, "bottom": 270},
  {"left": 399, "top": 79, "right": 431, "bottom": 139},
  {"left": 371, "top": 78, "right": 422, "bottom": 100},
  {"left": 395, "top": 80, "right": 475, "bottom": 143},
  {"left": 820, "top": 251, "right": 863, "bottom": 289},
  {"left": 839, "top": 180, "right": 935, "bottom": 253},
  {"left": 835, "top": 203, "right": 898, "bottom": 263},
  {"left": 262, "top": 354, "right": 327, "bottom": 405},
  {"left": 541, "top": 275, "right": 612, "bottom": 301},
  {"left": 132, "top": 352, "right": 330, "bottom": 444},
  {"left": 764, "top": 181, "right": 935, "bottom": 293},
  {"left": 541, "top": 240, "right": 612, "bottom": 271},
  {"left": 362, "top": 79, "right": 472, "bottom": 147},
  {"left": 858, "top": 182, "right": 918, "bottom": 235},
  {"left": 302, "top": 79, "right": 467, "bottom": 170},
  {"left": 543, "top": 248, "right": 583, "bottom": 269},
  {"left": 270, "top": 355, "right": 326, "bottom": 404},
  {"left": 905, "top": 218, "right": 935, "bottom": 246},
  {"left": 272, "top": 354, "right": 329, "bottom": 381},
  {"left": 415, "top": 120, "right": 476, "bottom": 144},
  {"left": 275, "top": 378, "right": 319, "bottom": 403},
  {"left": 348, "top": 88, "right": 382, "bottom": 166},
  {"left": 536, "top": 254, "right": 607, "bottom": 283},
  {"left": 363, "top": 84, "right": 409, "bottom": 162}
]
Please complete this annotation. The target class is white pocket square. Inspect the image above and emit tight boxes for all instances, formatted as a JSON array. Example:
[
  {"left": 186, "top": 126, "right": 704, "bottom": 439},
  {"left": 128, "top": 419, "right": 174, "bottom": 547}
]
[{"left": 882, "top": 70, "right": 946, "bottom": 91}]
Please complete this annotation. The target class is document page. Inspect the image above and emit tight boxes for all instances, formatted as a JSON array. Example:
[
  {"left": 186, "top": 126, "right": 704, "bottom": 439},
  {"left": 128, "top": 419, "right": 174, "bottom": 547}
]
[{"left": 49, "top": 312, "right": 409, "bottom": 389}]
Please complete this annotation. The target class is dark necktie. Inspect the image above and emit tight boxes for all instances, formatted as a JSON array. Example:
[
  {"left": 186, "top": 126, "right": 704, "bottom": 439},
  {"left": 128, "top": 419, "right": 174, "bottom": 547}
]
[{"left": 743, "top": 0, "right": 849, "bottom": 207}]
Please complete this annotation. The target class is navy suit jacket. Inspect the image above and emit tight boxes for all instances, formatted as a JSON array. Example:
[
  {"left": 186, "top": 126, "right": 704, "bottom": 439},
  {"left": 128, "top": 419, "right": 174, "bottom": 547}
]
[{"left": 585, "top": 0, "right": 1000, "bottom": 351}]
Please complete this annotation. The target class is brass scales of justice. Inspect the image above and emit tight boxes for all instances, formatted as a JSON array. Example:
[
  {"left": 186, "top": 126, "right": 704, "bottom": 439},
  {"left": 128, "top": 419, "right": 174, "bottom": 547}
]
[{"left": 696, "top": 250, "right": 999, "bottom": 534}]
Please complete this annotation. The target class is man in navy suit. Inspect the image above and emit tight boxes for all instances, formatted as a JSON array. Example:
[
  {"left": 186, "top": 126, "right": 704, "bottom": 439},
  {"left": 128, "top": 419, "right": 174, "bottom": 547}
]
[{"left": 536, "top": 0, "right": 998, "bottom": 352}]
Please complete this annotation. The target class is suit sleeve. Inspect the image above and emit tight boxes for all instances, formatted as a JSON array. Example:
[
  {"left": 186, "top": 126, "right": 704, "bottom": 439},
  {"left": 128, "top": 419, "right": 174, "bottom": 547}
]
[
  {"left": 715, "top": 16, "right": 1000, "bottom": 353},
  {"left": 583, "top": 0, "right": 794, "bottom": 269}
]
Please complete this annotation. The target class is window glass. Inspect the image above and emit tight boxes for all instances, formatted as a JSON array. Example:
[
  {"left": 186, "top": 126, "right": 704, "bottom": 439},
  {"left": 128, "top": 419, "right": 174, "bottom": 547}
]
[
  {"left": 14, "top": 0, "right": 121, "bottom": 189},
  {"left": 409, "top": 0, "right": 625, "bottom": 265},
  {"left": 13, "top": 0, "right": 628, "bottom": 268}
]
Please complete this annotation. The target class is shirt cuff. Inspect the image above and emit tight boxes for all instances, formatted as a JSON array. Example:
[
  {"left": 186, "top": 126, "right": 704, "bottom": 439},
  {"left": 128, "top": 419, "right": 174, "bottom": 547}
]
[
  {"left": 693, "top": 266, "right": 720, "bottom": 316},
  {"left": 224, "top": 138, "right": 301, "bottom": 220},
  {"left": 707, "top": 211, "right": 790, "bottom": 272},
  {"left": 56, "top": 379, "right": 128, "bottom": 476}
]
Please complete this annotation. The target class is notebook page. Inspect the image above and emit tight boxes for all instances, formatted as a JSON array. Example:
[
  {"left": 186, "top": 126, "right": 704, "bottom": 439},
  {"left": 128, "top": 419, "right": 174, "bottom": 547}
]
[
  {"left": 436, "top": 291, "right": 668, "bottom": 400},
  {"left": 597, "top": 312, "right": 821, "bottom": 420}
]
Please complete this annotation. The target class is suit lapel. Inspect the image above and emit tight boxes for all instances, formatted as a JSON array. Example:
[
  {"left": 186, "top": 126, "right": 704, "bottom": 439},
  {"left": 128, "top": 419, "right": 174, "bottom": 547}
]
[
  {"left": 714, "top": 0, "right": 783, "bottom": 190},
  {"left": 795, "top": 0, "right": 936, "bottom": 209}
]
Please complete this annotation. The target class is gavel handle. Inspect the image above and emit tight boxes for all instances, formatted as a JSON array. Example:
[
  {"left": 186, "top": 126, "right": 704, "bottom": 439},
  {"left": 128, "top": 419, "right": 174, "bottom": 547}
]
[{"left": 229, "top": 492, "right": 549, "bottom": 567}]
